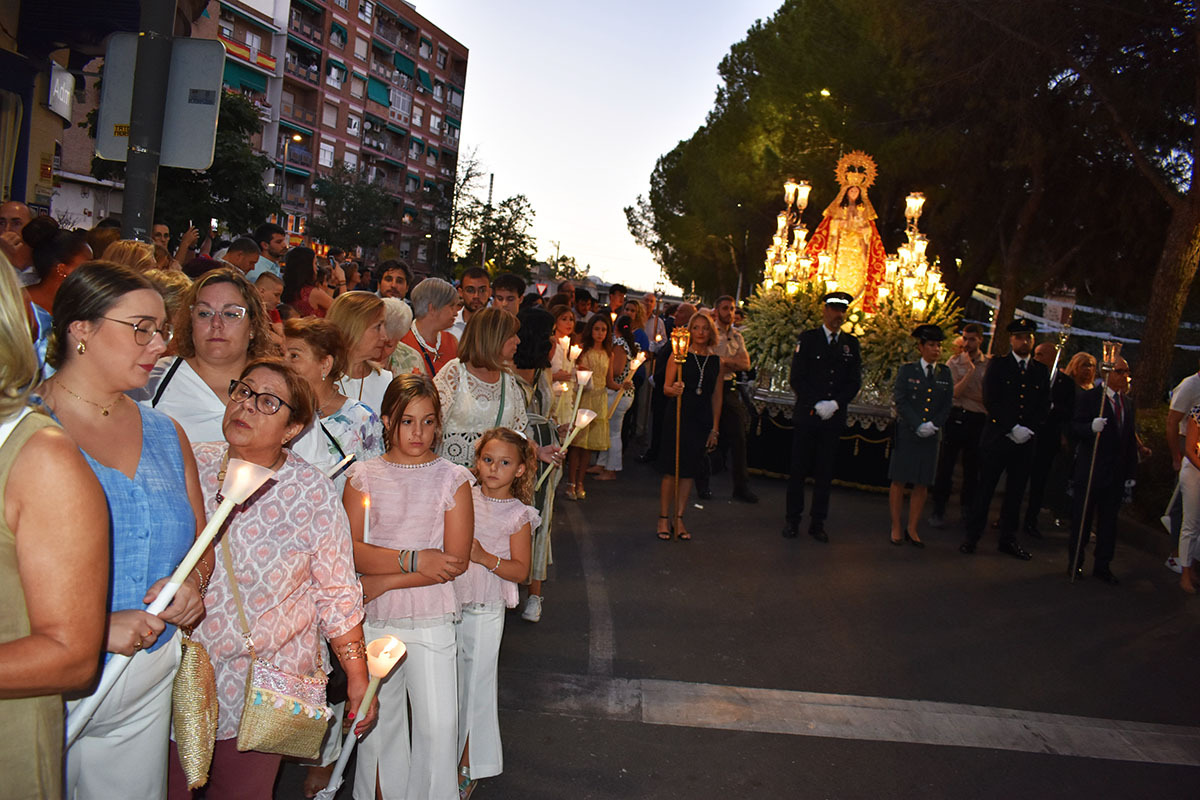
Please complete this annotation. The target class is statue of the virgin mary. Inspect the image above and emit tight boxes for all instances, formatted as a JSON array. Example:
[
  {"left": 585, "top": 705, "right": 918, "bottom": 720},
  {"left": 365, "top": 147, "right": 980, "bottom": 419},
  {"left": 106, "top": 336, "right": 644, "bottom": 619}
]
[{"left": 804, "top": 150, "right": 888, "bottom": 311}]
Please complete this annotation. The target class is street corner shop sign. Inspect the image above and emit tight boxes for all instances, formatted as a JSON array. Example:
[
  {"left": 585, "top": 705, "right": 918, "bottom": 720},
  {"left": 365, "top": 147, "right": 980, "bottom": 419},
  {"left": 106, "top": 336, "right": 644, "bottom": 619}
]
[{"left": 96, "top": 33, "right": 225, "bottom": 170}]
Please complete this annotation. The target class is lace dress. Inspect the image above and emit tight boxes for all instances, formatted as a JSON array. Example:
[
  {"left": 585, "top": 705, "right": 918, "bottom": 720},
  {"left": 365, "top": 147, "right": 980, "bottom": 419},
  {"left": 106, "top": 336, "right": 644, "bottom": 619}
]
[
  {"left": 573, "top": 348, "right": 610, "bottom": 451},
  {"left": 434, "top": 359, "right": 529, "bottom": 468}
]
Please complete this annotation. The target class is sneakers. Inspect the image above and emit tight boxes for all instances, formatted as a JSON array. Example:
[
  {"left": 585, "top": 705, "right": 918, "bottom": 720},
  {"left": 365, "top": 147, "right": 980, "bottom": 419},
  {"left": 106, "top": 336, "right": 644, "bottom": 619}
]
[
  {"left": 522, "top": 594, "right": 543, "bottom": 622},
  {"left": 1166, "top": 556, "right": 1184, "bottom": 574}
]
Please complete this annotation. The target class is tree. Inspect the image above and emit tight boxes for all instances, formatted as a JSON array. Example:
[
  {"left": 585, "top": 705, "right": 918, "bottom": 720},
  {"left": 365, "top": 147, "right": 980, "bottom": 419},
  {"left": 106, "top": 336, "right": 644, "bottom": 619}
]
[
  {"left": 455, "top": 194, "right": 538, "bottom": 278},
  {"left": 447, "top": 146, "right": 486, "bottom": 260},
  {"left": 308, "top": 163, "right": 396, "bottom": 252},
  {"left": 552, "top": 254, "right": 588, "bottom": 282}
]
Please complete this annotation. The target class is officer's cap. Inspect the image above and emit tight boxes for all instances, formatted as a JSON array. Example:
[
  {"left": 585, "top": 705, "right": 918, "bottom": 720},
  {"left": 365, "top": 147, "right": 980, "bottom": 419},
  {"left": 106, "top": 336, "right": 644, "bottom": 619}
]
[
  {"left": 912, "top": 324, "right": 945, "bottom": 343},
  {"left": 822, "top": 291, "right": 853, "bottom": 308},
  {"left": 1006, "top": 318, "right": 1037, "bottom": 334}
]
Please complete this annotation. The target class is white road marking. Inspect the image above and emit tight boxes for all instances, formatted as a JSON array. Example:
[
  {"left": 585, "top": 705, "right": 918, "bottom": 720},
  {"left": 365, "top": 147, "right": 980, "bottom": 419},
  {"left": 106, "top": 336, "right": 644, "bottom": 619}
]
[{"left": 561, "top": 500, "right": 615, "bottom": 676}]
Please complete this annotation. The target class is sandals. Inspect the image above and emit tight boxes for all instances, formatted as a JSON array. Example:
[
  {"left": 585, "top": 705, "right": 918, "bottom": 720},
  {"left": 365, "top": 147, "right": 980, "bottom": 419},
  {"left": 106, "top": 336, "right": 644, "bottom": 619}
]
[
  {"left": 675, "top": 515, "right": 691, "bottom": 541},
  {"left": 657, "top": 515, "right": 673, "bottom": 540}
]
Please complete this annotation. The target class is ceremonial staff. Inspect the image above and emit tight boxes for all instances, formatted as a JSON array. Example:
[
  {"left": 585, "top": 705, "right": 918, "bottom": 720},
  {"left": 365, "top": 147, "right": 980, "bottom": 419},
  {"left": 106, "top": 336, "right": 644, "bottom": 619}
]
[
  {"left": 1048, "top": 306, "right": 1074, "bottom": 383},
  {"left": 1070, "top": 340, "right": 1122, "bottom": 584},
  {"left": 670, "top": 327, "right": 691, "bottom": 515}
]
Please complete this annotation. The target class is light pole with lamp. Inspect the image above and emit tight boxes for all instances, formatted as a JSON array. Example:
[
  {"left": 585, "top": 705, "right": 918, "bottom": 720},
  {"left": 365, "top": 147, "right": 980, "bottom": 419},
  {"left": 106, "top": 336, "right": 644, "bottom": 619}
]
[{"left": 281, "top": 132, "right": 303, "bottom": 217}]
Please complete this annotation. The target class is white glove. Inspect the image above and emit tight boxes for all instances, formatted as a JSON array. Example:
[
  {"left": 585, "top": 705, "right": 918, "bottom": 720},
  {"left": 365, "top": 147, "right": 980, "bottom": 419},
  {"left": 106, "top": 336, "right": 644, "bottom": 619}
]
[
  {"left": 1091, "top": 417, "right": 1107, "bottom": 433},
  {"left": 814, "top": 400, "right": 838, "bottom": 420},
  {"left": 917, "top": 421, "right": 937, "bottom": 438},
  {"left": 1006, "top": 425, "right": 1034, "bottom": 444}
]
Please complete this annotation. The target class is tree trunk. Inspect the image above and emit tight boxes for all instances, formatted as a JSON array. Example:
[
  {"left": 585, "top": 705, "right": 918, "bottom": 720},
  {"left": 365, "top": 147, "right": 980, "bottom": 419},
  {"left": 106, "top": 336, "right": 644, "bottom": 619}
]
[{"left": 1134, "top": 201, "right": 1200, "bottom": 406}]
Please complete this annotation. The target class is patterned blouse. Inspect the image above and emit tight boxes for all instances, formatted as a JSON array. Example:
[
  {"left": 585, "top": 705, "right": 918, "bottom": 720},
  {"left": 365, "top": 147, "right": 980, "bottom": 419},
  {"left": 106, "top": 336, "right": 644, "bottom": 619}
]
[
  {"left": 433, "top": 359, "right": 529, "bottom": 468},
  {"left": 192, "top": 443, "right": 364, "bottom": 740}
]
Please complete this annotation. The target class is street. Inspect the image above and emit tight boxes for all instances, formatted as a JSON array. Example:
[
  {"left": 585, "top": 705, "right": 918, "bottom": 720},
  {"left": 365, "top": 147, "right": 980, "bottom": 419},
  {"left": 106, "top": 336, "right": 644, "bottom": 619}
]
[{"left": 281, "top": 462, "right": 1200, "bottom": 798}]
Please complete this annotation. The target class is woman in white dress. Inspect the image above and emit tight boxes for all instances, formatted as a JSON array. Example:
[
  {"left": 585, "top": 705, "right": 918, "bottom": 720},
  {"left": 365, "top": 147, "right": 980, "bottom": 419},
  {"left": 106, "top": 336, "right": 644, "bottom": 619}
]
[{"left": 328, "top": 291, "right": 392, "bottom": 415}]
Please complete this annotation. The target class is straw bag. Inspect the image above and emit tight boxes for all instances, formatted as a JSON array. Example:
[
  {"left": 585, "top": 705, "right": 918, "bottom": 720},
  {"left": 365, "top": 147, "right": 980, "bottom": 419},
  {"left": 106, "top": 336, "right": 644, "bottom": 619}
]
[
  {"left": 171, "top": 631, "right": 218, "bottom": 789},
  {"left": 221, "top": 539, "right": 331, "bottom": 760}
]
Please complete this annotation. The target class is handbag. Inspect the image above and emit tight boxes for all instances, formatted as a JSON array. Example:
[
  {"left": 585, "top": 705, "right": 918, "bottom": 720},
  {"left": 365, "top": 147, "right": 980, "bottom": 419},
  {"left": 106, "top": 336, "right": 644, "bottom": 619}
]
[
  {"left": 221, "top": 538, "right": 331, "bottom": 760},
  {"left": 171, "top": 630, "right": 219, "bottom": 789}
]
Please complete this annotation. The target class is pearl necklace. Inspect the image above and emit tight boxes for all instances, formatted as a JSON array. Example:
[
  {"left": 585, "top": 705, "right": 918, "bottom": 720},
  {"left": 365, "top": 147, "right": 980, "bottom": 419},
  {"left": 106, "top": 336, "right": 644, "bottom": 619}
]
[
  {"left": 411, "top": 324, "right": 441, "bottom": 358},
  {"left": 690, "top": 352, "right": 712, "bottom": 396}
]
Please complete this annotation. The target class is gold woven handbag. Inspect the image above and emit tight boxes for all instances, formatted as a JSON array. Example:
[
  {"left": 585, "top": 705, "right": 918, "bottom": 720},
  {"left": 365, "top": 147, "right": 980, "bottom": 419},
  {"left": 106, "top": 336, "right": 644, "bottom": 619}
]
[
  {"left": 221, "top": 537, "right": 331, "bottom": 761},
  {"left": 171, "top": 631, "right": 219, "bottom": 790}
]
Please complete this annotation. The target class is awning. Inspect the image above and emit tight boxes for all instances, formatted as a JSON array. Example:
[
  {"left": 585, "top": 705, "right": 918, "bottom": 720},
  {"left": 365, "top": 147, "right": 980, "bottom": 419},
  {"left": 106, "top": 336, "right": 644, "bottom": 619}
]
[
  {"left": 377, "top": 2, "right": 400, "bottom": 17},
  {"left": 279, "top": 119, "right": 314, "bottom": 137},
  {"left": 409, "top": 136, "right": 424, "bottom": 152},
  {"left": 444, "top": 116, "right": 460, "bottom": 128},
  {"left": 330, "top": 22, "right": 348, "bottom": 41},
  {"left": 407, "top": 174, "right": 420, "bottom": 185},
  {"left": 450, "top": 84, "right": 464, "bottom": 95},
  {"left": 293, "top": 0, "right": 322, "bottom": 12},
  {"left": 416, "top": 68, "right": 433, "bottom": 92},
  {"left": 420, "top": 36, "right": 432, "bottom": 49},
  {"left": 424, "top": 179, "right": 438, "bottom": 191},
  {"left": 371, "top": 38, "right": 393, "bottom": 56},
  {"left": 367, "top": 77, "right": 391, "bottom": 106},
  {"left": 223, "top": 60, "right": 267, "bottom": 93},
  {"left": 393, "top": 53, "right": 415, "bottom": 77},
  {"left": 426, "top": 146, "right": 438, "bottom": 159},
  {"left": 385, "top": 123, "right": 408, "bottom": 136},
  {"left": 352, "top": 70, "right": 368, "bottom": 81},
  {"left": 364, "top": 112, "right": 387, "bottom": 128},
  {"left": 287, "top": 34, "right": 322, "bottom": 56},
  {"left": 395, "top": 15, "right": 417, "bottom": 32},
  {"left": 326, "top": 58, "right": 347, "bottom": 74},
  {"left": 275, "top": 164, "right": 311, "bottom": 178},
  {"left": 382, "top": 157, "right": 405, "bottom": 168}
]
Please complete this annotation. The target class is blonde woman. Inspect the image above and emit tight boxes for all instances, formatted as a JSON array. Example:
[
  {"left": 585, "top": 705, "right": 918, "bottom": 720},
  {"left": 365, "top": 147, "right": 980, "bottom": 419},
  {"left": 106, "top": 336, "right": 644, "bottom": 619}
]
[
  {"left": 0, "top": 255, "right": 109, "bottom": 800},
  {"left": 102, "top": 240, "right": 157, "bottom": 273},
  {"left": 328, "top": 291, "right": 392, "bottom": 414}
]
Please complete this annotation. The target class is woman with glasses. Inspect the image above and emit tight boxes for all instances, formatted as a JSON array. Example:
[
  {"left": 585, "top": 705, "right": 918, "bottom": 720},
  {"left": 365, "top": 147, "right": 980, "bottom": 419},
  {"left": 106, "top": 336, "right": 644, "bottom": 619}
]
[
  {"left": 36, "top": 262, "right": 210, "bottom": 798},
  {"left": 168, "top": 359, "right": 375, "bottom": 798},
  {"left": 136, "top": 268, "right": 275, "bottom": 443}
]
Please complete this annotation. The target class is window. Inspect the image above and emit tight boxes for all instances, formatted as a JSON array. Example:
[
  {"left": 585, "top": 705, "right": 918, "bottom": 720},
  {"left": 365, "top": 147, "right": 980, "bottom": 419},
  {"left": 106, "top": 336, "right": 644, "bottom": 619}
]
[
  {"left": 393, "top": 90, "right": 412, "bottom": 116},
  {"left": 432, "top": 82, "right": 444, "bottom": 102},
  {"left": 412, "top": 106, "right": 423, "bottom": 127},
  {"left": 416, "top": 244, "right": 428, "bottom": 262},
  {"left": 408, "top": 141, "right": 422, "bottom": 159},
  {"left": 344, "top": 152, "right": 358, "bottom": 170},
  {"left": 405, "top": 175, "right": 419, "bottom": 193},
  {"left": 449, "top": 88, "right": 463, "bottom": 108},
  {"left": 347, "top": 114, "right": 361, "bottom": 135},
  {"left": 358, "top": 0, "right": 373, "bottom": 23},
  {"left": 334, "top": 0, "right": 347, "bottom": 8},
  {"left": 351, "top": 75, "right": 365, "bottom": 98},
  {"left": 430, "top": 113, "right": 441, "bottom": 133},
  {"left": 354, "top": 37, "right": 368, "bottom": 61},
  {"left": 398, "top": 240, "right": 411, "bottom": 259},
  {"left": 436, "top": 48, "right": 448, "bottom": 69},
  {"left": 322, "top": 103, "right": 339, "bottom": 127},
  {"left": 331, "top": 29, "right": 346, "bottom": 50},
  {"left": 418, "top": 39, "right": 432, "bottom": 60},
  {"left": 326, "top": 65, "right": 344, "bottom": 90},
  {"left": 319, "top": 142, "right": 335, "bottom": 167},
  {"left": 245, "top": 31, "right": 262, "bottom": 52},
  {"left": 219, "top": 22, "right": 233, "bottom": 38}
]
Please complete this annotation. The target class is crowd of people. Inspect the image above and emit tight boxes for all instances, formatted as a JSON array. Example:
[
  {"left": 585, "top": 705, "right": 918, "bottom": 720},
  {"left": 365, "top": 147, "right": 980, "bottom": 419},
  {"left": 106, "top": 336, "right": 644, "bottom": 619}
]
[{"left": 0, "top": 200, "right": 1194, "bottom": 800}]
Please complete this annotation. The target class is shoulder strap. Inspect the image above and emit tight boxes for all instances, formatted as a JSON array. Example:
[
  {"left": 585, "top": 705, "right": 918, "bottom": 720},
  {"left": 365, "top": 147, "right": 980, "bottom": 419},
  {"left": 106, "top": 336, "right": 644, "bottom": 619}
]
[
  {"left": 495, "top": 373, "right": 507, "bottom": 428},
  {"left": 151, "top": 357, "right": 184, "bottom": 408},
  {"left": 220, "top": 533, "right": 257, "bottom": 660},
  {"left": 320, "top": 421, "right": 347, "bottom": 459}
]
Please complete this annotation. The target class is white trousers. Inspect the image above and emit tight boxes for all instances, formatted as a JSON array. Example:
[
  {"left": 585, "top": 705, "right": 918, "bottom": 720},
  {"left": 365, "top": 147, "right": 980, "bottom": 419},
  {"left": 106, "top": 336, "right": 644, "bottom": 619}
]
[
  {"left": 456, "top": 605, "right": 505, "bottom": 779},
  {"left": 354, "top": 620, "right": 458, "bottom": 800},
  {"left": 1180, "top": 460, "right": 1200, "bottom": 567},
  {"left": 66, "top": 630, "right": 181, "bottom": 800},
  {"left": 596, "top": 390, "right": 634, "bottom": 471}
]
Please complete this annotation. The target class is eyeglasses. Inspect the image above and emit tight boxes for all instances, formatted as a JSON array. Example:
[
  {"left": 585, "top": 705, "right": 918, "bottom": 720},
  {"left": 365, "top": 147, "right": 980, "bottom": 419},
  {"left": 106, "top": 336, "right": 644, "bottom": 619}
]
[
  {"left": 102, "top": 317, "right": 174, "bottom": 346},
  {"left": 228, "top": 379, "right": 293, "bottom": 415},
  {"left": 192, "top": 304, "right": 248, "bottom": 324}
]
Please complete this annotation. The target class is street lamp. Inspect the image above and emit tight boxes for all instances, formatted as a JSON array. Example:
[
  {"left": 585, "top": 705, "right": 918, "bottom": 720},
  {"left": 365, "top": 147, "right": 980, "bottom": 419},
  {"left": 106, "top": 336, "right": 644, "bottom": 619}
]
[{"left": 281, "top": 132, "right": 303, "bottom": 209}]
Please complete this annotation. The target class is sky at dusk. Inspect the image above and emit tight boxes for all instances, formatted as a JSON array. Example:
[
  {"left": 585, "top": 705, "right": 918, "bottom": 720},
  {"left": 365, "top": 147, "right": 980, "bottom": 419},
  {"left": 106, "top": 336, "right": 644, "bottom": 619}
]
[{"left": 423, "top": 0, "right": 783, "bottom": 293}]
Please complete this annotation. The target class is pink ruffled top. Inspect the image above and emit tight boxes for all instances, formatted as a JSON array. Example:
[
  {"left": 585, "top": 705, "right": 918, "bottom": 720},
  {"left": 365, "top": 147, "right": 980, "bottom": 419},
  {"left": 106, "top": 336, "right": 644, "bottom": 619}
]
[
  {"left": 348, "top": 455, "right": 474, "bottom": 627},
  {"left": 455, "top": 484, "right": 540, "bottom": 609}
]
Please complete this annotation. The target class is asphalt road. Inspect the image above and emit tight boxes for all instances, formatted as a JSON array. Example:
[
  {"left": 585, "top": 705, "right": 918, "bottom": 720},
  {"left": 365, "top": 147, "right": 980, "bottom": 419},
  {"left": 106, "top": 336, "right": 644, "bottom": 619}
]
[{"left": 279, "top": 461, "right": 1200, "bottom": 799}]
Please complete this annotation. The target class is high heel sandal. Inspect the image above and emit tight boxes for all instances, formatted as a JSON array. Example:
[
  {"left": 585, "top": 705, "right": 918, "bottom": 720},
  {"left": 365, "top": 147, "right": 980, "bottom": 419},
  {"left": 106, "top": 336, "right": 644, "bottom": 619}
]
[
  {"left": 657, "top": 515, "right": 673, "bottom": 540},
  {"left": 576, "top": 482, "right": 587, "bottom": 500},
  {"left": 890, "top": 532, "right": 904, "bottom": 546},
  {"left": 674, "top": 515, "right": 691, "bottom": 541},
  {"left": 904, "top": 529, "right": 925, "bottom": 549}
]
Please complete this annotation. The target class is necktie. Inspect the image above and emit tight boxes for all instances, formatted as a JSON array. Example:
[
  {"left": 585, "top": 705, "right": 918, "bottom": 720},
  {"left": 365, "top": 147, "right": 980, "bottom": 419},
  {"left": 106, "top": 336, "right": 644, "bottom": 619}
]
[
  {"left": 1114, "top": 393, "right": 1124, "bottom": 432},
  {"left": 1018, "top": 359, "right": 1026, "bottom": 373},
  {"left": 926, "top": 364, "right": 932, "bottom": 379},
  {"left": 829, "top": 332, "right": 836, "bottom": 347}
]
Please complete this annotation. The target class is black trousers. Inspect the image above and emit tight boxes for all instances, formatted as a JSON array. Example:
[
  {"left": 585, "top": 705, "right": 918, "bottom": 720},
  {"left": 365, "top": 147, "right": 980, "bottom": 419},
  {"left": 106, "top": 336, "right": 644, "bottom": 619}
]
[
  {"left": 786, "top": 409, "right": 840, "bottom": 524},
  {"left": 965, "top": 438, "right": 1035, "bottom": 546},
  {"left": 696, "top": 383, "right": 751, "bottom": 495},
  {"left": 931, "top": 408, "right": 985, "bottom": 516},
  {"left": 1069, "top": 480, "right": 1121, "bottom": 572},
  {"left": 1024, "top": 428, "right": 1062, "bottom": 528},
  {"left": 644, "top": 384, "right": 667, "bottom": 460}
]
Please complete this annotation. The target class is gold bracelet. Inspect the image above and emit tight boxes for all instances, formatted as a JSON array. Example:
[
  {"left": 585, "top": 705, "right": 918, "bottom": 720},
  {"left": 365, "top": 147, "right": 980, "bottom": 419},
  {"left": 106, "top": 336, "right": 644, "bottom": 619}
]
[{"left": 335, "top": 639, "right": 367, "bottom": 661}]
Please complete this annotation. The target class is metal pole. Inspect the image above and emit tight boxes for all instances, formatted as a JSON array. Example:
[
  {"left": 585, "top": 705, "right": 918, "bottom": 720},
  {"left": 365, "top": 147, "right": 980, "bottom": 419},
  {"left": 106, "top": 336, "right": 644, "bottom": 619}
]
[
  {"left": 1070, "top": 384, "right": 1110, "bottom": 582},
  {"left": 121, "top": 0, "right": 178, "bottom": 242}
]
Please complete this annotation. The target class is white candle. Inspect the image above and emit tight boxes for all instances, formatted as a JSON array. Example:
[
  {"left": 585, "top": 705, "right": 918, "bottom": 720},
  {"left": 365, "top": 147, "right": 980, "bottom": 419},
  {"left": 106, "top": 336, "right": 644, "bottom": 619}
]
[
  {"left": 534, "top": 409, "right": 599, "bottom": 491},
  {"left": 362, "top": 495, "right": 371, "bottom": 543}
]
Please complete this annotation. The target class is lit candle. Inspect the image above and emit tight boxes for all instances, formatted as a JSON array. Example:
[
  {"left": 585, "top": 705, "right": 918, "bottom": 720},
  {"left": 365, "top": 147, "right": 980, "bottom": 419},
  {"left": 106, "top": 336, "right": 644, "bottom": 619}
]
[
  {"left": 67, "top": 458, "right": 278, "bottom": 745},
  {"left": 534, "top": 408, "right": 599, "bottom": 491},
  {"left": 570, "top": 369, "right": 593, "bottom": 424},
  {"left": 568, "top": 344, "right": 582, "bottom": 362},
  {"left": 362, "top": 494, "right": 371, "bottom": 543}
]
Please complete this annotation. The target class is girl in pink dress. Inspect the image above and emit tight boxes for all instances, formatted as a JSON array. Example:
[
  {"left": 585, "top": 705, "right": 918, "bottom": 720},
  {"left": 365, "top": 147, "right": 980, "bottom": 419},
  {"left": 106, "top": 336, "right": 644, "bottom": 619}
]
[
  {"left": 455, "top": 428, "right": 537, "bottom": 797},
  {"left": 342, "top": 374, "right": 474, "bottom": 800}
]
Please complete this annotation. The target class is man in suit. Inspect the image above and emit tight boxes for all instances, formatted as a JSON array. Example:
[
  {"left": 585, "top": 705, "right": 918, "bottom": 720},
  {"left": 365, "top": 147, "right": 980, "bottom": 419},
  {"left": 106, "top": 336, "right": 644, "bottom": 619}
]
[
  {"left": 1068, "top": 356, "right": 1138, "bottom": 583},
  {"left": 960, "top": 318, "right": 1050, "bottom": 559},
  {"left": 1023, "top": 341, "right": 1077, "bottom": 537},
  {"left": 783, "top": 291, "right": 862, "bottom": 542}
]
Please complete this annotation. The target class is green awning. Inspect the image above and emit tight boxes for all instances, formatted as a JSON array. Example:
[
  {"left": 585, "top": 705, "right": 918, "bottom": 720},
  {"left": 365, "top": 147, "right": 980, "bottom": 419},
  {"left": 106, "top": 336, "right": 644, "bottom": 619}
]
[
  {"left": 371, "top": 38, "right": 393, "bottom": 56},
  {"left": 420, "top": 37, "right": 432, "bottom": 49},
  {"left": 279, "top": 119, "right": 314, "bottom": 137},
  {"left": 365, "top": 112, "right": 387, "bottom": 128},
  {"left": 424, "top": 179, "right": 438, "bottom": 191},
  {"left": 408, "top": 136, "right": 424, "bottom": 152},
  {"left": 426, "top": 146, "right": 438, "bottom": 159},
  {"left": 416, "top": 68, "right": 433, "bottom": 92},
  {"left": 352, "top": 70, "right": 368, "bottom": 81},
  {"left": 444, "top": 116, "right": 460, "bottom": 128},
  {"left": 287, "top": 34, "right": 322, "bottom": 56},
  {"left": 326, "top": 58, "right": 347, "bottom": 74},
  {"left": 377, "top": 2, "right": 399, "bottom": 17},
  {"left": 407, "top": 174, "right": 420, "bottom": 183},
  {"left": 450, "top": 84, "right": 464, "bottom": 94},
  {"left": 395, "top": 15, "right": 417, "bottom": 32},
  {"left": 223, "top": 60, "right": 267, "bottom": 93},
  {"left": 385, "top": 123, "right": 408, "bottom": 136},
  {"left": 393, "top": 53, "right": 415, "bottom": 77},
  {"left": 382, "top": 157, "right": 405, "bottom": 168},
  {"left": 293, "top": 0, "right": 322, "bottom": 11},
  {"left": 330, "top": 22, "right": 347, "bottom": 41},
  {"left": 275, "top": 163, "right": 311, "bottom": 178},
  {"left": 367, "top": 77, "right": 391, "bottom": 106}
]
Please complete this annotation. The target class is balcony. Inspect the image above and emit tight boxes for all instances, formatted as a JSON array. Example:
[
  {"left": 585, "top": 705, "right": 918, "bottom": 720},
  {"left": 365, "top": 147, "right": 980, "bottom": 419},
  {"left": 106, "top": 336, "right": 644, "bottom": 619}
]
[
  {"left": 281, "top": 100, "right": 317, "bottom": 126},
  {"left": 282, "top": 187, "right": 309, "bottom": 209},
  {"left": 393, "top": 73, "right": 412, "bottom": 91},
  {"left": 288, "top": 13, "right": 324, "bottom": 44},
  {"left": 388, "top": 107, "right": 410, "bottom": 126},
  {"left": 369, "top": 59, "right": 394, "bottom": 81},
  {"left": 373, "top": 20, "right": 399, "bottom": 45},
  {"left": 284, "top": 58, "right": 320, "bottom": 86},
  {"left": 446, "top": 97, "right": 462, "bottom": 116},
  {"left": 283, "top": 143, "right": 314, "bottom": 168}
]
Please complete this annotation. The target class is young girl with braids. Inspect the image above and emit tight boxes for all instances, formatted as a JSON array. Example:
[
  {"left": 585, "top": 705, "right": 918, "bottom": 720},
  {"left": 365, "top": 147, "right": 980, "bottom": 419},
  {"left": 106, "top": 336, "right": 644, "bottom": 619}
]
[
  {"left": 342, "top": 373, "right": 473, "bottom": 800},
  {"left": 455, "top": 427, "right": 538, "bottom": 797}
]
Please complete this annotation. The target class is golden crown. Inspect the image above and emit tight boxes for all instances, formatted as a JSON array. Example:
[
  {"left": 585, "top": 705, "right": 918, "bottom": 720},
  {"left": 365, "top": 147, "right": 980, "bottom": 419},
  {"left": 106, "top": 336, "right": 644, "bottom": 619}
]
[{"left": 834, "top": 150, "right": 878, "bottom": 189}]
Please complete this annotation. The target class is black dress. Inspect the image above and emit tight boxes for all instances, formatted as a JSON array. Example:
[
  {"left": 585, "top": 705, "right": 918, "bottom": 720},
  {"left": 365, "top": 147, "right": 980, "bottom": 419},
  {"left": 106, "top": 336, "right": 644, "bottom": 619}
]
[{"left": 655, "top": 352, "right": 721, "bottom": 479}]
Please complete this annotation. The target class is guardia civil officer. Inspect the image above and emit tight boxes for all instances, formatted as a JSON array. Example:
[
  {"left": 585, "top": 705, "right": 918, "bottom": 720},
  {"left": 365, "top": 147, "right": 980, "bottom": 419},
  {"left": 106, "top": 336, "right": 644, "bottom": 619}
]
[
  {"left": 960, "top": 318, "right": 1050, "bottom": 559},
  {"left": 783, "top": 291, "right": 862, "bottom": 542},
  {"left": 887, "top": 324, "right": 954, "bottom": 547}
]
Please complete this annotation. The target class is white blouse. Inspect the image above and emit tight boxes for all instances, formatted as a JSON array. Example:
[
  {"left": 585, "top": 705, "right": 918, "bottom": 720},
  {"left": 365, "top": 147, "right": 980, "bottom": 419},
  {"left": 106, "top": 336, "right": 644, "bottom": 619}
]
[
  {"left": 134, "top": 356, "right": 227, "bottom": 444},
  {"left": 433, "top": 359, "right": 528, "bottom": 468}
]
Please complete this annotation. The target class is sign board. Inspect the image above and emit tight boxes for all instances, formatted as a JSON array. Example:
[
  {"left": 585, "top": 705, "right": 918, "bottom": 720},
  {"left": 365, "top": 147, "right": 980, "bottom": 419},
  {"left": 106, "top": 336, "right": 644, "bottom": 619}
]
[
  {"left": 48, "top": 62, "right": 74, "bottom": 121},
  {"left": 96, "top": 34, "right": 226, "bottom": 170}
]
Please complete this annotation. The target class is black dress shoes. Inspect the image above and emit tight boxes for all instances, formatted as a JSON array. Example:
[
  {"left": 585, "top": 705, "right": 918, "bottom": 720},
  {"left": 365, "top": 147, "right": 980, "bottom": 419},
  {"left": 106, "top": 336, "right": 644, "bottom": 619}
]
[
  {"left": 959, "top": 541, "right": 976, "bottom": 554},
  {"left": 1093, "top": 569, "right": 1120, "bottom": 585},
  {"left": 1072, "top": 568, "right": 1086, "bottom": 580},
  {"left": 904, "top": 530, "right": 925, "bottom": 549},
  {"left": 998, "top": 541, "right": 1033, "bottom": 560},
  {"left": 808, "top": 523, "right": 829, "bottom": 543},
  {"left": 781, "top": 522, "right": 799, "bottom": 538},
  {"left": 733, "top": 490, "right": 759, "bottom": 504}
]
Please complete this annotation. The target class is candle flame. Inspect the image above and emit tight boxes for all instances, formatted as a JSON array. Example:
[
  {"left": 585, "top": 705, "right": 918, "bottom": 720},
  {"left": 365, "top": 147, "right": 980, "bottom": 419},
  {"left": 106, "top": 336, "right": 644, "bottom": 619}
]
[
  {"left": 380, "top": 636, "right": 400, "bottom": 659},
  {"left": 363, "top": 495, "right": 370, "bottom": 510}
]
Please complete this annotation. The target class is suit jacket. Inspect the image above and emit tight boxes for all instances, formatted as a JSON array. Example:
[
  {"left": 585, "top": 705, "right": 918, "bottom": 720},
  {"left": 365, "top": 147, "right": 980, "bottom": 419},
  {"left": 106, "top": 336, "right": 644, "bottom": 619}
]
[
  {"left": 980, "top": 352, "right": 1051, "bottom": 449},
  {"left": 1071, "top": 387, "right": 1137, "bottom": 488},
  {"left": 893, "top": 361, "right": 954, "bottom": 433},
  {"left": 789, "top": 327, "right": 862, "bottom": 419}
]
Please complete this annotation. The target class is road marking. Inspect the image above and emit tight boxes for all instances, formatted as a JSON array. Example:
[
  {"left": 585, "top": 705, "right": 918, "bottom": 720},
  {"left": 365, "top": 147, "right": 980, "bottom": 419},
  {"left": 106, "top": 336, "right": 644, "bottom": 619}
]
[
  {"left": 500, "top": 671, "right": 1200, "bottom": 767},
  {"left": 561, "top": 500, "right": 614, "bottom": 676}
]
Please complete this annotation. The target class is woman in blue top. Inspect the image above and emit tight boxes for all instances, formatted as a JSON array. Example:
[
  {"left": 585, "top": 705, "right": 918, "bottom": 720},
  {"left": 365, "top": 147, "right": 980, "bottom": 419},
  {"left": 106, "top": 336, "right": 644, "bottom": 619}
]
[{"left": 40, "top": 262, "right": 209, "bottom": 799}]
